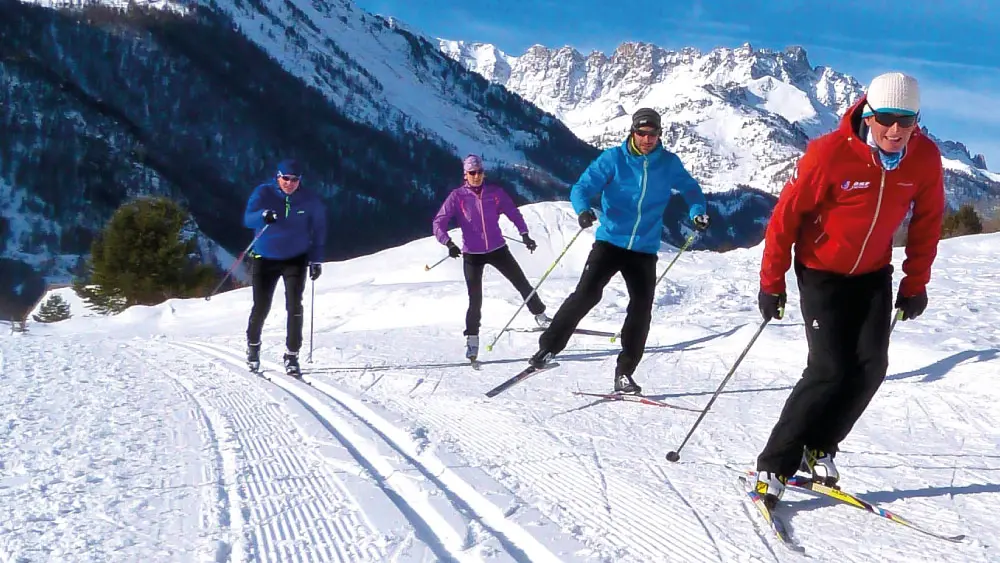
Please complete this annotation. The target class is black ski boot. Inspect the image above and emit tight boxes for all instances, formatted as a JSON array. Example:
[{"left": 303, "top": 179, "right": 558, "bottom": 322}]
[
  {"left": 284, "top": 352, "right": 302, "bottom": 378},
  {"left": 613, "top": 371, "right": 641, "bottom": 395},
  {"left": 247, "top": 342, "right": 261, "bottom": 372},
  {"left": 529, "top": 349, "right": 554, "bottom": 369}
]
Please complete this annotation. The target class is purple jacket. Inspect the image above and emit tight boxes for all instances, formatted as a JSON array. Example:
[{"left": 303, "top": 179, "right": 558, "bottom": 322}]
[{"left": 432, "top": 183, "right": 529, "bottom": 254}]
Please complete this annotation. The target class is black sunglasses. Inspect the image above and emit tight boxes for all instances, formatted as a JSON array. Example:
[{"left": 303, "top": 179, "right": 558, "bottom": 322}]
[
  {"left": 632, "top": 128, "right": 662, "bottom": 138},
  {"left": 466, "top": 170, "right": 484, "bottom": 176},
  {"left": 866, "top": 104, "right": 918, "bottom": 128},
  {"left": 278, "top": 174, "right": 301, "bottom": 182}
]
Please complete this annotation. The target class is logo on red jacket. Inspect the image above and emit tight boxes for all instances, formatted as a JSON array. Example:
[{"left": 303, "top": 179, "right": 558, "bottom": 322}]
[{"left": 840, "top": 180, "right": 871, "bottom": 191}]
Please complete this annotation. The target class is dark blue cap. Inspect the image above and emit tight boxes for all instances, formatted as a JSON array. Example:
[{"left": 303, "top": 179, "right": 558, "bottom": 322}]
[{"left": 276, "top": 158, "right": 301, "bottom": 176}]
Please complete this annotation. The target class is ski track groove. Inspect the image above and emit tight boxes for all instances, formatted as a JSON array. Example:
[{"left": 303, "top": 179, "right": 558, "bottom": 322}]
[
  {"left": 179, "top": 341, "right": 513, "bottom": 563},
  {"left": 190, "top": 340, "right": 566, "bottom": 563},
  {"left": 154, "top": 341, "right": 390, "bottom": 563},
  {"left": 122, "top": 347, "right": 246, "bottom": 562},
  {"left": 404, "top": 395, "right": 725, "bottom": 562},
  {"left": 649, "top": 462, "right": 725, "bottom": 563}
]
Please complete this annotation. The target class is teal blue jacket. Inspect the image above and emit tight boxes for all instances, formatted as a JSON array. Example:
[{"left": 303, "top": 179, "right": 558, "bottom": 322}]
[{"left": 570, "top": 138, "right": 707, "bottom": 254}]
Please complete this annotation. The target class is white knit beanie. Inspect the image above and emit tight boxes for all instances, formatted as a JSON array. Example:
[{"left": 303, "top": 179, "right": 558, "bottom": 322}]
[{"left": 863, "top": 72, "right": 920, "bottom": 116}]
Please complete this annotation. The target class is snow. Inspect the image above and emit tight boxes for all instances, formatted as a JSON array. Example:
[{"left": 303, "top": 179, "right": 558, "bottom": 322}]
[
  {"left": 19, "top": 0, "right": 189, "bottom": 14},
  {"left": 941, "top": 156, "right": 1000, "bottom": 184},
  {"left": 27, "top": 285, "right": 101, "bottom": 320},
  {"left": 745, "top": 77, "right": 816, "bottom": 130},
  {"left": 194, "top": 0, "right": 530, "bottom": 169},
  {"left": 3, "top": 201, "right": 999, "bottom": 562}
]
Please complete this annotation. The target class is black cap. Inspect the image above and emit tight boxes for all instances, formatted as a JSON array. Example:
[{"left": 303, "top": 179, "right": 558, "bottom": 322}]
[{"left": 631, "top": 107, "right": 661, "bottom": 130}]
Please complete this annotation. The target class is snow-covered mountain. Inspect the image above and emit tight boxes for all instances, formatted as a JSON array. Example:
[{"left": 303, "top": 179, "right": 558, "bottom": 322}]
[
  {"left": 9, "top": 201, "right": 1000, "bottom": 561},
  {"left": 0, "top": 0, "right": 598, "bottom": 319},
  {"left": 439, "top": 39, "right": 1000, "bottom": 205}
]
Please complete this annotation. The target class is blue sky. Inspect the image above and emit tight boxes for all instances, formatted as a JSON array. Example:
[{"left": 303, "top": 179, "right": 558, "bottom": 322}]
[{"left": 354, "top": 0, "right": 1000, "bottom": 170}]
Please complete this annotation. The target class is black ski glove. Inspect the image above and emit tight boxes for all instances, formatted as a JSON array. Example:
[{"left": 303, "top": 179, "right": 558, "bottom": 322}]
[
  {"left": 521, "top": 233, "right": 537, "bottom": 252},
  {"left": 894, "top": 290, "right": 927, "bottom": 321},
  {"left": 578, "top": 209, "right": 597, "bottom": 229},
  {"left": 693, "top": 214, "right": 710, "bottom": 231},
  {"left": 262, "top": 209, "right": 278, "bottom": 224},
  {"left": 446, "top": 240, "right": 461, "bottom": 258},
  {"left": 309, "top": 263, "right": 322, "bottom": 281},
  {"left": 758, "top": 290, "right": 786, "bottom": 321}
]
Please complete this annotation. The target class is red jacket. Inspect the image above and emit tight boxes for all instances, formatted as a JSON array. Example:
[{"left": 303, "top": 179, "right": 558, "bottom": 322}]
[{"left": 760, "top": 97, "right": 945, "bottom": 297}]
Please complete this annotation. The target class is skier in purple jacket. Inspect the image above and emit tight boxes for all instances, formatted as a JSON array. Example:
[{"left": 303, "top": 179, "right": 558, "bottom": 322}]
[{"left": 432, "top": 155, "right": 551, "bottom": 360}]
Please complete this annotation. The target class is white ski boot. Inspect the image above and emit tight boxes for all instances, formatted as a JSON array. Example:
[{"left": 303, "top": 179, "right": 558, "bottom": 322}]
[
  {"left": 754, "top": 471, "right": 787, "bottom": 509},
  {"left": 802, "top": 448, "right": 840, "bottom": 487}
]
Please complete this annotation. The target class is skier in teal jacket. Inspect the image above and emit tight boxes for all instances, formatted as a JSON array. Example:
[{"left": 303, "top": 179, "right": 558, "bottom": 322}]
[{"left": 529, "top": 108, "right": 709, "bottom": 394}]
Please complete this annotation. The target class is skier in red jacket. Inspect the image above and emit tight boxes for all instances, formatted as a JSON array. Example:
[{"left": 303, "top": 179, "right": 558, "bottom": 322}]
[{"left": 753, "top": 72, "right": 946, "bottom": 506}]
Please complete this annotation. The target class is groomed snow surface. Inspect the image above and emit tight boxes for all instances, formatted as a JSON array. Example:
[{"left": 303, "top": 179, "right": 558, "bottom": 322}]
[{"left": 4, "top": 202, "right": 999, "bottom": 562}]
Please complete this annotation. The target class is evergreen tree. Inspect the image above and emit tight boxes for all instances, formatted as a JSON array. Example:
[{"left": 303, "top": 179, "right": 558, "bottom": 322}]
[
  {"left": 941, "top": 204, "right": 983, "bottom": 238},
  {"left": 32, "top": 293, "right": 72, "bottom": 323},
  {"left": 76, "top": 196, "right": 217, "bottom": 313}
]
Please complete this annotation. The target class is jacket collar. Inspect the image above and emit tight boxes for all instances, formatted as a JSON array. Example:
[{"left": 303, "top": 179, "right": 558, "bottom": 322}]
[
  {"left": 271, "top": 182, "right": 311, "bottom": 200},
  {"left": 460, "top": 182, "right": 488, "bottom": 194}
]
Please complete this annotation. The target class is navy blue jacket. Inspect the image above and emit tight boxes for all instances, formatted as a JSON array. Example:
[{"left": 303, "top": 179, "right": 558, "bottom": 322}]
[
  {"left": 570, "top": 138, "right": 707, "bottom": 254},
  {"left": 243, "top": 182, "right": 327, "bottom": 262}
]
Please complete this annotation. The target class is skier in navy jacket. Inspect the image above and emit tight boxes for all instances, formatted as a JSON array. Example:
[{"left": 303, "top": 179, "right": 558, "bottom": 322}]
[
  {"left": 528, "top": 108, "right": 709, "bottom": 394},
  {"left": 243, "top": 158, "right": 327, "bottom": 377}
]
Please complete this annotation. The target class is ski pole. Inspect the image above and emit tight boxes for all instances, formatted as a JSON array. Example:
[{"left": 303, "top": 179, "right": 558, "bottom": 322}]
[
  {"left": 611, "top": 231, "right": 697, "bottom": 343},
  {"left": 308, "top": 276, "right": 315, "bottom": 363},
  {"left": 666, "top": 316, "right": 772, "bottom": 462},
  {"left": 486, "top": 225, "right": 586, "bottom": 352},
  {"left": 889, "top": 308, "right": 903, "bottom": 334},
  {"left": 504, "top": 235, "right": 526, "bottom": 245},
  {"left": 424, "top": 255, "right": 449, "bottom": 271},
  {"left": 206, "top": 224, "right": 269, "bottom": 300}
]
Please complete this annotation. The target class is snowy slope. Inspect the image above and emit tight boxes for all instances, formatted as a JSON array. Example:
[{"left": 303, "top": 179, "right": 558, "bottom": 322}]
[
  {"left": 15, "top": 0, "right": 548, "bottom": 167},
  {"left": 4, "top": 202, "right": 999, "bottom": 562}
]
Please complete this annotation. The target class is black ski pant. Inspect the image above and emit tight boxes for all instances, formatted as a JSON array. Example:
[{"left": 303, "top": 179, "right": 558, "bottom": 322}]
[
  {"left": 464, "top": 245, "right": 545, "bottom": 336},
  {"left": 538, "top": 240, "right": 657, "bottom": 376},
  {"left": 757, "top": 261, "right": 893, "bottom": 477},
  {"left": 246, "top": 253, "right": 308, "bottom": 353}
]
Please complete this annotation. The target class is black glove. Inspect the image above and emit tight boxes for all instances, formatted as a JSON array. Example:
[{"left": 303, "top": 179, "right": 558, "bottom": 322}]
[
  {"left": 262, "top": 209, "right": 278, "bottom": 224},
  {"left": 578, "top": 209, "right": 597, "bottom": 229},
  {"left": 895, "top": 290, "right": 927, "bottom": 321},
  {"left": 758, "top": 290, "right": 786, "bottom": 321},
  {"left": 446, "top": 240, "right": 461, "bottom": 258},
  {"left": 521, "top": 233, "right": 537, "bottom": 252},
  {"left": 693, "top": 214, "right": 710, "bottom": 231},
  {"left": 309, "top": 263, "right": 322, "bottom": 281}
]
